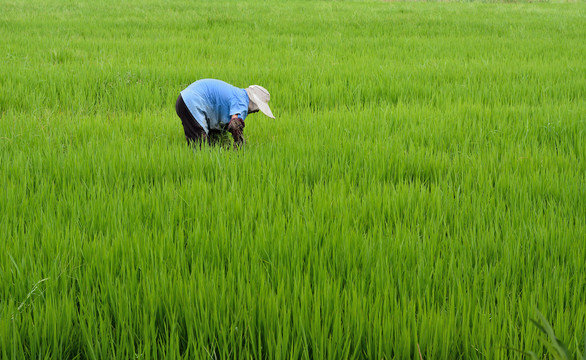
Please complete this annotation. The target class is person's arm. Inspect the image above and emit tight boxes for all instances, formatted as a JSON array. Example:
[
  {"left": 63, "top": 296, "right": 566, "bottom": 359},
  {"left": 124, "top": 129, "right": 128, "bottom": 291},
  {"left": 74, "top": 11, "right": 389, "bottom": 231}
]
[{"left": 227, "top": 114, "right": 245, "bottom": 147}]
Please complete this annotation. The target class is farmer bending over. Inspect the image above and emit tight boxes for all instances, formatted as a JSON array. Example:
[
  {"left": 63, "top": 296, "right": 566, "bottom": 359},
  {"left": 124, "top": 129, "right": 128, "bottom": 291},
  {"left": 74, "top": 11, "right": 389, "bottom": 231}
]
[{"left": 175, "top": 79, "right": 275, "bottom": 147}]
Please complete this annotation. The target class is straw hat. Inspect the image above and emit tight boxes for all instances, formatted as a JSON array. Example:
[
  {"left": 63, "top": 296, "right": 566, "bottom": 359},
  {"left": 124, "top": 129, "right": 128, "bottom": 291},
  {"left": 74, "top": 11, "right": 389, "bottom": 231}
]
[{"left": 246, "top": 85, "right": 275, "bottom": 119}]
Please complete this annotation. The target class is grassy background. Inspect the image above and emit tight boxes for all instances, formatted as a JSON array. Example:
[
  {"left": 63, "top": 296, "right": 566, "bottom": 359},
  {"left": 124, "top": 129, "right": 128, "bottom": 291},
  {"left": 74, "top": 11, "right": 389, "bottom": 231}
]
[{"left": 1, "top": 0, "right": 585, "bottom": 358}]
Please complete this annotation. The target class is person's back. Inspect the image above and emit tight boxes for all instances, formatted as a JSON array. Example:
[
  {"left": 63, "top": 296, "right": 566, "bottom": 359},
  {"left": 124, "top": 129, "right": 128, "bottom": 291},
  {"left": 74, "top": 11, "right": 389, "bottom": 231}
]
[
  {"left": 181, "top": 79, "right": 249, "bottom": 134},
  {"left": 175, "top": 79, "right": 274, "bottom": 147}
]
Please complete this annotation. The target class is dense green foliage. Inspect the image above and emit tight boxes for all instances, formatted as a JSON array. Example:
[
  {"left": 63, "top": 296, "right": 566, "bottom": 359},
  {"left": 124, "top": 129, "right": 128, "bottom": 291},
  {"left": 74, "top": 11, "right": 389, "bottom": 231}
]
[{"left": 1, "top": 0, "right": 585, "bottom": 358}]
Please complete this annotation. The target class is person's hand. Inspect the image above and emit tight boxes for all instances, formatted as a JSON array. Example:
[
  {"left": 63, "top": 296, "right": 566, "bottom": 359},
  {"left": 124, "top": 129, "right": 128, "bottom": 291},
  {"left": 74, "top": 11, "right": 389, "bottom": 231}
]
[
  {"left": 229, "top": 115, "right": 245, "bottom": 128},
  {"left": 227, "top": 117, "right": 245, "bottom": 148}
]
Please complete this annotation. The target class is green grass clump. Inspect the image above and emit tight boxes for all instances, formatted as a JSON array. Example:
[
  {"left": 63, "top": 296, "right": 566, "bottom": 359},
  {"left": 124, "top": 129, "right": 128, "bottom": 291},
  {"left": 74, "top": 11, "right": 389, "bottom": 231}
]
[{"left": 1, "top": 0, "right": 585, "bottom": 358}]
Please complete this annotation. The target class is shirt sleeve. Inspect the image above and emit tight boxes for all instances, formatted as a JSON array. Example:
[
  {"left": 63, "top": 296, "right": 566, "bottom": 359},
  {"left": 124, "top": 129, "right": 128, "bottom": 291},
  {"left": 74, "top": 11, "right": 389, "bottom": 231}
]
[{"left": 229, "top": 94, "right": 249, "bottom": 120}]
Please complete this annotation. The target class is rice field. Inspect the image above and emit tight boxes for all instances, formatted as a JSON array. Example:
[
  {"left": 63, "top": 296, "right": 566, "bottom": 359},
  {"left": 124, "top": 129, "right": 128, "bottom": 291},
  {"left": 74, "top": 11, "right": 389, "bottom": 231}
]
[{"left": 1, "top": 0, "right": 585, "bottom": 358}]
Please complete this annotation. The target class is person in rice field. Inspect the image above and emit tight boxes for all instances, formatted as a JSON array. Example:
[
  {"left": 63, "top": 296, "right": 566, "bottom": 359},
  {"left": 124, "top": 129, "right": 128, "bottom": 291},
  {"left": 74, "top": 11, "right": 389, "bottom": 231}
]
[{"left": 175, "top": 79, "right": 275, "bottom": 148}]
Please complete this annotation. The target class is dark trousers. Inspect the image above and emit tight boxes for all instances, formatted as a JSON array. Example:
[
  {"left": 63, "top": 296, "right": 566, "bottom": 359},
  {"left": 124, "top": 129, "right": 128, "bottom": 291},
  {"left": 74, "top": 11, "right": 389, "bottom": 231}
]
[{"left": 175, "top": 94, "right": 206, "bottom": 145}]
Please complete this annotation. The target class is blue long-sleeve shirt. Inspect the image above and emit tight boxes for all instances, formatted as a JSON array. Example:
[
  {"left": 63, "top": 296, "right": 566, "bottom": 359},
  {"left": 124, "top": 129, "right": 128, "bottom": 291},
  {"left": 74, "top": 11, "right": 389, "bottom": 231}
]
[{"left": 180, "top": 79, "right": 249, "bottom": 134}]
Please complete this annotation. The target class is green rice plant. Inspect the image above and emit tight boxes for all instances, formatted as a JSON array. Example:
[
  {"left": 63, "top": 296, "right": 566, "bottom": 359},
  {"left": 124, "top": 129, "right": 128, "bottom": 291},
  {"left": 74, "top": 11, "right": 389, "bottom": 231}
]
[
  {"left": 1, "top": 0, "right": 585, "bottom": 358},
  {"left": 508, "top": 309, "right": 586, "bottom": 360}
]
